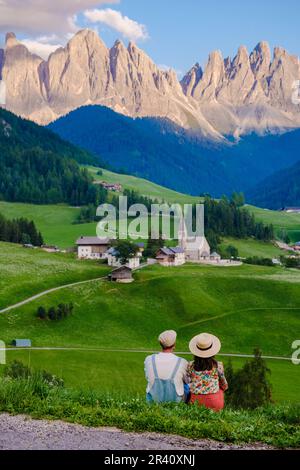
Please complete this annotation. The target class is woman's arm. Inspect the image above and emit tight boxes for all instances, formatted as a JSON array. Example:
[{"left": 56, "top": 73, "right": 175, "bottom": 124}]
[
  {"left": 183, "top": 361, "right": 193, "bottom": 384},
  {"left": 217, "top": 362, "right": 228, "bottom": 391}
]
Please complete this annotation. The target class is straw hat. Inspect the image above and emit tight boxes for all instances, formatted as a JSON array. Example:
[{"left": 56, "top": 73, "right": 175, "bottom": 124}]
[
  {"left": 189, "top": 332, "right": 221, "bottom": 358},
  {"left": 158, "top": 330, "right": 177, "bottom": 348}
]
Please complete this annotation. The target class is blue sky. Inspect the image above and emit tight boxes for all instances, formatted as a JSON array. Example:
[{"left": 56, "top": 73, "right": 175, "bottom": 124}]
[
  {"left": 0, "top": 0, "right": 300, "bottom": 75},
  {"left": 111, "top": 0, "right": 300, "bottom": 74}
]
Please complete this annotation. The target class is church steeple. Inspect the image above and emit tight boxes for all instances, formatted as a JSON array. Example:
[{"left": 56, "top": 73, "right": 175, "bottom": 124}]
[{"left": 178, "top": 216, "right": 187, "bottom": 250}]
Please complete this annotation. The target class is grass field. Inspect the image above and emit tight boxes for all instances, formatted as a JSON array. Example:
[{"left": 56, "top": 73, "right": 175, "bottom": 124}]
[
  {"left": 249, "top": 205, "right": 300, "bottom": 243},
  {"left": 86, "top": 166, "right": 200, "bottom": 204},
  {"left": 0, "top": 172, "right": 300, "bottom": 410},
  {"left": 0, "top": 242, "right": 299, "bottom": 404},
  {"left": 220, "top": 237, "right": 284, "bottom": 258},
  {"left": 3, "top": 350, "right": 298, "bottom": 404},
  {"left": 0, "top": 242, "right": 109, "bottom": 309},
  {"left": 0, "top": 201, "right": 99, "bottom": 249}
]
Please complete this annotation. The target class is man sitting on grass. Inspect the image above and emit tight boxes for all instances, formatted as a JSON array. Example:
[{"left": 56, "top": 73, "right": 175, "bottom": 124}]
[{"left": 144, "top": 330, "right": 189, "bottom": 403}]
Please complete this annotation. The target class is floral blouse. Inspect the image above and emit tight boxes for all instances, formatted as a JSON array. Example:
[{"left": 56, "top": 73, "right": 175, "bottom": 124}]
[{"left": 187, "top": 361, "right": 228, "bottom": 395}]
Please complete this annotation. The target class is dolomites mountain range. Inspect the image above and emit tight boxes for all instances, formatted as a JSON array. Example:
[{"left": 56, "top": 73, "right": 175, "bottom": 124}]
[{"left": 0, "top": 29, "right": 300, "bottom": 139}]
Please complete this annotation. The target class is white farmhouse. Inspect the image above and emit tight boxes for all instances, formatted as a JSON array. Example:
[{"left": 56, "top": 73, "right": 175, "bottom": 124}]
[{"left": 76, "top": 236, "right": 111, "bottom": 260}]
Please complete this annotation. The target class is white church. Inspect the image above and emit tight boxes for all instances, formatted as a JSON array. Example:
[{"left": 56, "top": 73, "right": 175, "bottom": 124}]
[{"left": 177, "top": 217, "right": 221, "bottom": 263}]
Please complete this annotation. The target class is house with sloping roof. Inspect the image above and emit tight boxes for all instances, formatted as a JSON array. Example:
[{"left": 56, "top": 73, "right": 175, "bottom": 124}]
[
  {"left": 280, "top": 207, "right": 300, "bottom": 213},
  {"left": 156, "top": 246, "right": 185, "bottom": 267},
  {"left": 108, "top": 266, "right": 134, "bottom": 283},
  {"left": 210, "top": 251, "right": 221, "bottom": 262},
  {"left": 292, "top": 242, "right": 300, "bottom": 251},
  {"left": 76, "top": 236, "right": 111, "bottom": 260}
]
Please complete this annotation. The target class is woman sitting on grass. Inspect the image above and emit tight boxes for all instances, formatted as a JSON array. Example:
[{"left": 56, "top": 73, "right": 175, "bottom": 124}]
[{"left": 187, "top": 332, "right": 228, "bottom": 411}]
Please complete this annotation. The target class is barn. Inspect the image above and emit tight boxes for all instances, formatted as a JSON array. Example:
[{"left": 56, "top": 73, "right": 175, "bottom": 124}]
[{"left": 108, "top": 266, "right": 134, "bottom": 283}]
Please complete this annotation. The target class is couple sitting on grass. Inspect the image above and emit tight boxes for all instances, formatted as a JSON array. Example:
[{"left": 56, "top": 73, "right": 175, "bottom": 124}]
[{"left": 144, "top": 330, "right": 228, "bottom": 411}]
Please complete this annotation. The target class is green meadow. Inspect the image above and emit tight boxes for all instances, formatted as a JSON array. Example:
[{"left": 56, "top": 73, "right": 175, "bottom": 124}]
[
  {"left": 0, "top": 170, "right": 300, "bottom": 417},
  {"left": 0, "top": 243, "right": 299, "bottom": 403},
  {"left": 86, "top": 166, "right": 200, "bottom": 204},
  {"left": 249, "top": 205, "right": 300, "bottom": 243},
  {"left": 0, "top": 201, "right": 96, "bottom": 249},
  {"left": 220, "top": 237, "right": 284, "bottom": 258},
  {"left": 0, "top": 242, "right": 109, "bottom": 309}
]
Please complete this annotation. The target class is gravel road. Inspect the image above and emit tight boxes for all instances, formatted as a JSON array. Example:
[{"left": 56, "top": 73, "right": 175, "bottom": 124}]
[{"left": 0, "top": 414, "right": 273, "bottom": 450}]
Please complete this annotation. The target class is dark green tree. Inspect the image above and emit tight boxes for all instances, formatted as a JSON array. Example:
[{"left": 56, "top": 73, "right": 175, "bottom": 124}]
[
  {"left": 112, "top": 240, "right": 139, "bottom": 264},
  {"left": 226, "top": 348, "right": 272, "bottom": 409},
  {"left": 37, "top": 306, "right": 47, "bottom": 320}
]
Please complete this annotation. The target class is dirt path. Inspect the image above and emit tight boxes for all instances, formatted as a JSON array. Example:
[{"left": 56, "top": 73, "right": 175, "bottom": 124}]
[
  {"left": 0, "top": 264, "right": 148, "bottom": 315},
  {"left": 0, "top": 414, "right": 273, "bottom": 450},
  {"left": 0, "top": 276, "right": 107, "bottom": 314}
]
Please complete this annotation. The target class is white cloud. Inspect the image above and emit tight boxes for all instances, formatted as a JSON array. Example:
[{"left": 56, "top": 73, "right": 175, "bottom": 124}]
[
  {"left": 21, "top": 39, "right": 63, "bottom": 59},
  {"left": 0, "top": 1, "right": 119, "bottom": 38},
  {"left": 84, "top": 8, "right": 149, "bottom": 42}
]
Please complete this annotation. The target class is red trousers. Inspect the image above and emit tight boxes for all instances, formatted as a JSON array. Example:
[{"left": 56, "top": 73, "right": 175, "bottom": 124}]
[{"left": 190, "top": 389, "right": 224, "bottom": 411}]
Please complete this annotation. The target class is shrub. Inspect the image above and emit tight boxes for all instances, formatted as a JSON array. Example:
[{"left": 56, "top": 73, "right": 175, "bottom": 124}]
[
  {"left": 37, "top": 306, "right": 47, "bottom": 319},
  {"left": 280, "top": 256, "right": 300, "bottom": 268},
  {"left": 225, "top": 349, "right": 272, "bottom": 409},
  {"left": 3, "top": 360, "right": 64, "bottom": 388},
  {"left": 244, "top": 256, "right": 274, "bottom": 266},
  {"left": 3, "top": 360, "right": 31, "bottom": 379},
  {"left": 36, "top": 303, "right": 74, "bottom": 321}
]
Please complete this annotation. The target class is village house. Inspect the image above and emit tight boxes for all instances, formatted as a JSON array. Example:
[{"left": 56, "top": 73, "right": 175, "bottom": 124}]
[
  {"left": 156, "top": 246, "right": 185, "bottom": 267},
  {"left": 76, "top": 236, "right": 111, "bottom": 260},
  {"left": 280, "top": 207, "right": 300, "bottom": 214},
  {"left": 210, "top": 251, "right": 221, "bottom": 262},
  {"left": 41, "top": 244, "right": 60, "bottom": 253},
  {"left": 108, "top": 266, "right": 134, "bottom": 283},
  {"left": 95, "top": 181, "right": 122, "bottom": 192},
  {"left": 293, "top": 242, "right": 300, "bottom": 252},
  {"left": 106, "top": 247, "right": 141, "bottom": 269},
  {"left": 136, "top": 242, "right": 145, "bottom": 256}
]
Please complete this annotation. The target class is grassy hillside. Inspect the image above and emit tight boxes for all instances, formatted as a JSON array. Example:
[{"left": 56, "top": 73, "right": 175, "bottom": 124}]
[
  {"left": 0, "top": 242, "right": 109, "bottom": 309},
  {"left": 220, "top": 237, "right": 284, "bottom": 258},
  {"left": 249, "top": 205, "right": 300, "bottom": 243},
  {"left": 87, "top": 166, "right": 199, "bottom": 204},
  {"left": 0, "top": 244, "right": 299, "bottom": 403},
  {"left": 0, "top": 202, "right": 97, "bottom": 248}
]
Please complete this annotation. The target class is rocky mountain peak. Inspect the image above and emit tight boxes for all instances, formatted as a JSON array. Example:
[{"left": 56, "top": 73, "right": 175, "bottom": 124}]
[
  {"left": 1, "top": 30, "right": 300, "bottom": 137},
  {"left": 208, "top": 50, "right": 223, "bottom": 65},
  {"left": 250, "top": 41, "right": 271, "bottom": 78},
  {"left": 232, "top": 45, "right": 249, "bottom": 66},
  {"left": 5, "top": 32, "right": 18, "bottom": 47},
  {"left": 68, "top": 28, "right": 107, "bottom": 54},
  {"left": 273, "top": 46, "right": 287, "bottom": 59},
  {"left": 181, "top": 62, "right": 203, "bottom": 96}
]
